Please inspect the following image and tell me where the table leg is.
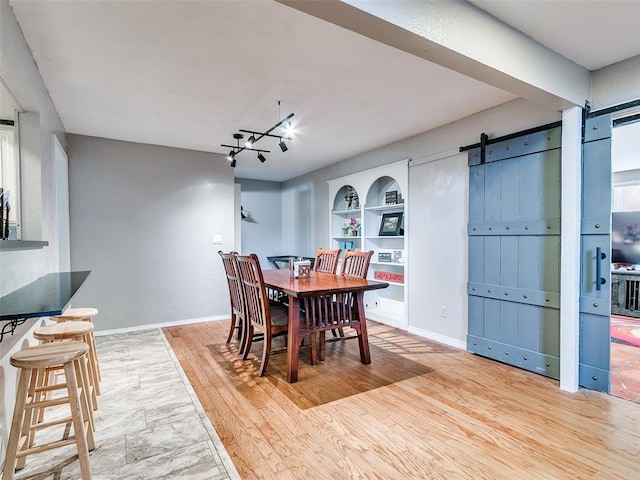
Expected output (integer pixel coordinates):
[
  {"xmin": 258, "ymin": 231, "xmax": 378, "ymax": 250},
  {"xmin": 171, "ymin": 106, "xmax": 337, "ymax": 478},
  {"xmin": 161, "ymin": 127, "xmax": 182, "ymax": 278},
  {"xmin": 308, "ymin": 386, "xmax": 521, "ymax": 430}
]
[
  {"xmin": 355, "ymin": 292, "xmax": 371, "ymax": 364},
  {"xmin": 287, "ymin": 296, "xmax": 300, "ymax": 383}
]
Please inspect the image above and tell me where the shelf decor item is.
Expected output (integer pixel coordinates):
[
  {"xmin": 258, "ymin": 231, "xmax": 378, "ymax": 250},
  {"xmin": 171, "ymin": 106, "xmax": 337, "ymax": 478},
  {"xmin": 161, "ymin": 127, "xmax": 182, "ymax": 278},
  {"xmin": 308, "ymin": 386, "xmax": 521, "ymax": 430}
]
[
  {"xmin": 340, "ymin": 241, "xmax": 354, "ymax": 251},
  {"xmin": 344, "ymin": 186, "xmax": 359, "ymax": 210},
  {"xmin": 344, "ymin": 217, "xmax": 361, "ymax": 237},
  {"xmin": 379, "ymin": 212, "xmax": 403, "ymax": 236},
  {"xmin": 385, "ymin": 190, "xmax": 398, "ymax": 205},
  {"xmin": 378, "ymin": 252, "xmax": 392, "ymax": 262},
  {"xmin": 374, "ymin": 271, "xmax": 404, "ymax": 283}
]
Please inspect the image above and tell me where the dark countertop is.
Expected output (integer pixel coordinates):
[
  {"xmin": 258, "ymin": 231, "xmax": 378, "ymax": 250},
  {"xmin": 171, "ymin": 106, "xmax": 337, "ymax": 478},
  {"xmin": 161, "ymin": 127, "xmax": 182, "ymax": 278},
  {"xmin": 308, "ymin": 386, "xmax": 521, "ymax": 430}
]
[{"xmin": 0, "ymin": 271, "xmax": 91, "ymax": 321}]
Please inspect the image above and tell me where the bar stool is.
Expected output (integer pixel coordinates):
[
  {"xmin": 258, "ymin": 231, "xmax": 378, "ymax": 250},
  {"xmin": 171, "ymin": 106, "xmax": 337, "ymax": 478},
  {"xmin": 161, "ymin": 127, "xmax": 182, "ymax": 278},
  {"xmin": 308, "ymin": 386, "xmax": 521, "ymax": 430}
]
[
  {"xmin": 3, "ymin": 341, "xmax": 95, "ymax": 480},
  {"xmin": 34, "ymin": 321, "xmax": 100, "ymax": 412},
  {"xmin": 52, "ymin": 307, "xmax": 101, "ymax": 383}
]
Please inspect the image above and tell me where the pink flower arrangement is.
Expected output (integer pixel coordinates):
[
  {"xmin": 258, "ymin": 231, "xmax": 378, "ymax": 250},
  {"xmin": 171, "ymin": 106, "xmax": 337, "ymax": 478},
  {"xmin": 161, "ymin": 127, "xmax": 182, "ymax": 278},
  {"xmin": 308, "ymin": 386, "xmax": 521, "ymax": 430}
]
[{"xmin": 343, "ymin": 217, "xmax": 361, "ymax": 236}]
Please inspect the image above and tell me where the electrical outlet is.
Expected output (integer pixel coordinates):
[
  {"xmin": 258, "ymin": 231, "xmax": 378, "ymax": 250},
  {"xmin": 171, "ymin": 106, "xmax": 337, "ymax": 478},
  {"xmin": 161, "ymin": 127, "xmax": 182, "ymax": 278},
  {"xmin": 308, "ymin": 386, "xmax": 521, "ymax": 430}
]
[
  {"xmin": 440, "ymin": 306, "xmax": 447, "ymax": 318},
  {"xmin": 213, "ymin": 235, "xmax": 222, "ymax": 244}
]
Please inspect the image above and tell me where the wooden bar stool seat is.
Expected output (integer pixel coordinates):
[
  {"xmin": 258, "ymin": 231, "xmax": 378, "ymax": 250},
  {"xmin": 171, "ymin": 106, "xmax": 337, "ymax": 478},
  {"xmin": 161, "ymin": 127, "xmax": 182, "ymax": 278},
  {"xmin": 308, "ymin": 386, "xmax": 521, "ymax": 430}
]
[
  {"xmin": 34, "ymin": 321, "xmax": 100, "ymax": 409},
  {"xmin": 3, "ymin": 341, "xmax": 95, "ymax": 480},
  {"xmin": 52, "ymin": 307, "xmax": 98, "ymax": 322},
  {"xmin": 52, "ymin": 307, "xmax": 101, "ymax": 382}
]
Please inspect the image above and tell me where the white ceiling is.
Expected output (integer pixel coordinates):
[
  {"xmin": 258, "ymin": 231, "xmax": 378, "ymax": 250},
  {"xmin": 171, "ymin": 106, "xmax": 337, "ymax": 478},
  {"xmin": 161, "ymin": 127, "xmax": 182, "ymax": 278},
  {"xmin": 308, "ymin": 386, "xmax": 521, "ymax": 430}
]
[
  {"xmin": 470, "ymin": 0, "xmax": 640, "ymax": 71},
  {"xmin": 7, "ymin": 0, "xmax": 640, "ymax": 181}
]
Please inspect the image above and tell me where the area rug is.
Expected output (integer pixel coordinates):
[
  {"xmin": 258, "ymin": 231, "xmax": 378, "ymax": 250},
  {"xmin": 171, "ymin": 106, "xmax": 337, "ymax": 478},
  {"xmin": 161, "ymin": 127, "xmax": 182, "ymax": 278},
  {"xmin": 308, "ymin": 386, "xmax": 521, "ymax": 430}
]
[{"xmin": 611, "ymin": 316, "xmax": 640, "ymax": 348}]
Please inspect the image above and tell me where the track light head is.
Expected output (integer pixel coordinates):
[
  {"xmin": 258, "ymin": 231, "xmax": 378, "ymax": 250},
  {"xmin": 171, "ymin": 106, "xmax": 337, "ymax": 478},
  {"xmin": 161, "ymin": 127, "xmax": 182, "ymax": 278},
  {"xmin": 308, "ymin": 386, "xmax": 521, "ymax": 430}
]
[
  {"xmin": 230, "ymin": 157, "xmax": 237, "ymax": 168},
  {"xmin": 279, "ymin": 139, "xmax": 288, "ymax": 152},
  {"xmin": 257, "ymin": 152, "xmax": 267, "ymax": 163},
  {"xmin": 226, "ymin": 150, "xmax": 235, "ymax": 161},
  {"xmin": 283, "ymin": 119, "xmax": 295, "ymax": 137},
  {"xmin": 245, "ymin": 135, "xmax": 256, "ymax": 148}
]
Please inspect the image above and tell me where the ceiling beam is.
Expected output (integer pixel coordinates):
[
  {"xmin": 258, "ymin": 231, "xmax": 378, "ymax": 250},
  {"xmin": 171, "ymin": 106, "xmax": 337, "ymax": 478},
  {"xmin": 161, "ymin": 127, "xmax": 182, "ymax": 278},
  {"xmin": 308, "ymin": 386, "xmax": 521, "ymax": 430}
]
[{"xmin": 278, "ymin": 0, "xmax": 591, "ymax": 111}]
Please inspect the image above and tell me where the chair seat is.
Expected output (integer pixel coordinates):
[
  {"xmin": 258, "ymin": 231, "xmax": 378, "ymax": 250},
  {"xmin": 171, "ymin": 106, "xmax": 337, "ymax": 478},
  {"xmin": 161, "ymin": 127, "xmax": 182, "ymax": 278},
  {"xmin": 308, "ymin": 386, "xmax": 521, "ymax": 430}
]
[{"xmin": 270, "ymin": 303, "xmax": 289, "ymax": 328}]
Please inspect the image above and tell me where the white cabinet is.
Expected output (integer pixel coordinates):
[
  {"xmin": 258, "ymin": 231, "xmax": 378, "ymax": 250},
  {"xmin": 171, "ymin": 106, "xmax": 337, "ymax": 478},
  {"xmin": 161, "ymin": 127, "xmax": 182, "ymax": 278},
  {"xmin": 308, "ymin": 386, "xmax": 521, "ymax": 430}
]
[{"xmin": 328, "ymin": 160, "xmax": 408, "ymax": 329}]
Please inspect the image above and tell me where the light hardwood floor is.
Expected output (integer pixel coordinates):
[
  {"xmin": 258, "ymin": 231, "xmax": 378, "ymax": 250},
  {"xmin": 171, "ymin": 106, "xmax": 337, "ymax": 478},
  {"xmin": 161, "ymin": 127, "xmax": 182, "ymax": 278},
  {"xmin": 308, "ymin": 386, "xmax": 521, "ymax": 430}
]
[{"xmin": 164, "ymin": 320, "xmax": 640, "ymax": 479}]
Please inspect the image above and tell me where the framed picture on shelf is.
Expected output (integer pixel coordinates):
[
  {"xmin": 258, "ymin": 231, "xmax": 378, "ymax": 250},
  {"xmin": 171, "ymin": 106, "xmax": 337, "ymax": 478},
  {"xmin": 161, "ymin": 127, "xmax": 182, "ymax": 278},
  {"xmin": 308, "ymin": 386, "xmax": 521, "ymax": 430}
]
[
  {"xmin": 379, "ymin": 212, "xmax": 403, "ymax": 236},
  {"xmin": 393, "ymin": 250, "xmax": 404, "ymax": 264}
]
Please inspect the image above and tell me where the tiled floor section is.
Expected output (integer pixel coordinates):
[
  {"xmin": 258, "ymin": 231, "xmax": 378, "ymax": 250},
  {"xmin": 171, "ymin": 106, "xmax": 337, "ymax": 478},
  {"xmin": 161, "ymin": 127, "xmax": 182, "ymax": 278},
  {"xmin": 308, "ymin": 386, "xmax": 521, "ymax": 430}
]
[{"xmin": 12, "ymin": 329, "xmax": 240, "ymax": 480}]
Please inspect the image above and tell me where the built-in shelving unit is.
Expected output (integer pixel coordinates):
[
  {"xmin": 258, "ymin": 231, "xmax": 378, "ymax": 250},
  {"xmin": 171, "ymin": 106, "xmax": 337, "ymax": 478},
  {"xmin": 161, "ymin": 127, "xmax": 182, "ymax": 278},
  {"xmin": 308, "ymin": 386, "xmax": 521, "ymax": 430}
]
[{"xmin": 328, "ymin": 160, "xmax": 408, "ymax": 329}]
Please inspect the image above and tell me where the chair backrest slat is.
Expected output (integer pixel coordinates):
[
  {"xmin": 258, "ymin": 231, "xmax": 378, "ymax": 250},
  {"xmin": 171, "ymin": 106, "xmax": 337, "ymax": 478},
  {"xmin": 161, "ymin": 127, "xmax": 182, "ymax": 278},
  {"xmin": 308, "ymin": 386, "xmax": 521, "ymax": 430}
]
[
  {"xmin": 313, "ymin": 248, "xmax": 341, "ymax": 274},
  {"xmin": 341, "ymin": 250, "xmax": 373, "ymax": 279}
]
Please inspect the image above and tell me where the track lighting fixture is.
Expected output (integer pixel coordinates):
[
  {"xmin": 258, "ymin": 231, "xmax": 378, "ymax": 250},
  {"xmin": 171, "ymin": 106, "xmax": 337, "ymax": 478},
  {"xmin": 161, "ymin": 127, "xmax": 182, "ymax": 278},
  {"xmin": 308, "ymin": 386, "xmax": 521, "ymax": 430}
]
[
  {"xmin": 221, "ymin": 103, "xmax": 295, "ymax": 168},
  {"xmin": 221, "ymin": 133, "xmax": 269, "ymax": 169}
]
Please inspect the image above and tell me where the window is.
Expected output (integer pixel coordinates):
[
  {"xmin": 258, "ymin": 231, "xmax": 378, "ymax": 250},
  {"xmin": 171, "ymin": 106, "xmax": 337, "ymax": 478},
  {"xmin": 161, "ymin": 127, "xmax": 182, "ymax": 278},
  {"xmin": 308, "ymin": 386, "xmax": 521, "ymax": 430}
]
[{"xmin": 0, "ymin": 119, "xmax": 20, "ymax": 239}]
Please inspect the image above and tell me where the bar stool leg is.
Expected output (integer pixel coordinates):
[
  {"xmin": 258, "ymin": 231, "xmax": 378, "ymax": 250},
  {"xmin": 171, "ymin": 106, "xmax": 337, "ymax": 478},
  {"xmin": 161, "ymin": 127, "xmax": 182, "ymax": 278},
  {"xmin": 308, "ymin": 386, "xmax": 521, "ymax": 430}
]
[
  {"xmin": 84, "ymin": 332, "xmax": 101, "ymax": 396},
  {"xmin": 35, "ymin": 366, "xmax": 54, "ymax": 424},
  {"xmin": 17, "ymin": 368, "xmax": 43, "ymax": 470},
  {"xmin": 64, "ymin": 360, "xmax": 94, "ymax": 479},
  {"xmin": 75, "ymin": 354, "xmax": 96, "ymax": 432},
  {"xmin": 3, "ymin": 368, "xmax": 32, "ymax": 478},
  {"xmin": 86, "ymin": 320, "xmax": 101, "ymax": 381}
]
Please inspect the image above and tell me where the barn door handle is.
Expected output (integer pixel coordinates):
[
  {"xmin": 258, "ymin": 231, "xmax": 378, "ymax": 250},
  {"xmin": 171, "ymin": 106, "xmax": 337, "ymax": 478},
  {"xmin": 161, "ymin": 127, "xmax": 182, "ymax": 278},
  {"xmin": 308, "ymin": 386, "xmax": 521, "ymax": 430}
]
[{"xmin": 596, "ymin": 247, "xmax": 606, "ymax": 291}]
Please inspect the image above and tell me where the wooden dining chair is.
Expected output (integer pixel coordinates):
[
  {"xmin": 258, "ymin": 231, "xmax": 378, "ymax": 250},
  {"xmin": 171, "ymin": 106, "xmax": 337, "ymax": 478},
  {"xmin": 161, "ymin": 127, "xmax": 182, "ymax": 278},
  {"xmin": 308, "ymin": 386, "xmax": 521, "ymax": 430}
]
[
  {"xmin": 313, "ymin": 248, "xmax": 341, "ymax": 274},
  {"xmin": 308, "ymin": 248, "xmax": 341, "ymax": 354},
  {"xmin": 237, "ymin": 254, "xmax": 311, "ymax": 376},
  {"xmin": 219, "ymin": 251, "xmax": 255, "ymax": 355},
  {"xmin": 341, "ymin": 249, "xmax": 374, "ymax": 278},
  {"xmin": 319, "ymin": 250, "xmax": 374, "ymax": 358}
]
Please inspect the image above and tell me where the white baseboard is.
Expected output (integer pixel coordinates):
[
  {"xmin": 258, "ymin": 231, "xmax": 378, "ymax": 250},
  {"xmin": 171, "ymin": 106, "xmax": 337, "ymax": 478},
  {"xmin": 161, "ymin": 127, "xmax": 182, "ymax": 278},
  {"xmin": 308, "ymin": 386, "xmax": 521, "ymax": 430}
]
[
  {"xmin": 407, "ymin": 325, "xmax": 467, "ymax": 350},
  {"xmin": 94, "ymin": 315, "xmax": 227, "ymax": 337}
]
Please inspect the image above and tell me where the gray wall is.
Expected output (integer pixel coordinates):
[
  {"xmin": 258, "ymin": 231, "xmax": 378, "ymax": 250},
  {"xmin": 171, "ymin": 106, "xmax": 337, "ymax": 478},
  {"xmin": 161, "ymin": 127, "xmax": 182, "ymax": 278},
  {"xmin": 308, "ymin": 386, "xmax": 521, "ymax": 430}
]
[
  {"xmin": 281, "ymin": 98, "xmax": 561, "ymax": 346},
  {"xmin": 592, "ymin": 55, "xmax": 640, "ymax": 109},
  {"xmin": 67, "ymin": 134, "xmax": 235, "ymax": 331},
  {"xmin": 236, "ymin": 178, "xmax": 283, "ymax": 268}
]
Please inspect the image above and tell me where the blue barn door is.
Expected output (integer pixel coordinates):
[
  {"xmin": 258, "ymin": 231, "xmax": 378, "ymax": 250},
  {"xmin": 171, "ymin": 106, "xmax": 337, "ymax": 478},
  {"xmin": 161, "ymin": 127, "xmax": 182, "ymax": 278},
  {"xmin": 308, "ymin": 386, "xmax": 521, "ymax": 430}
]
[
  {"xmin": 579, "ymin": 113, "xmax": 612, "ymax": 392},
  {"xmin": 467, "ymin": 125, "xmax": 562, "ymax": 378}
]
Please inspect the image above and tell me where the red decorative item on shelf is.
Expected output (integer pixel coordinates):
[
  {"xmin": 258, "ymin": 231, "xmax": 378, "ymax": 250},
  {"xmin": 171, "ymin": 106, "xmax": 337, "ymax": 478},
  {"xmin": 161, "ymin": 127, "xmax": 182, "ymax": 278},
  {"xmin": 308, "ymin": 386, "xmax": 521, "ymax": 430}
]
[{"xmin": 374, "ymin": 271, "xmax": 404, "ymax": 283}]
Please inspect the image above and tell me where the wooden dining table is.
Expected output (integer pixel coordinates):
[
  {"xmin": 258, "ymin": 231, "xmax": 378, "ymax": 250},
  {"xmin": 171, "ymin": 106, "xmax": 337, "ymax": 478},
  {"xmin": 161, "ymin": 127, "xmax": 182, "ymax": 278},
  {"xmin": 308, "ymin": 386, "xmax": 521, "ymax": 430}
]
[{"xmin": 261, "ymin": 269, "xmax": 388, "ymax": 383}]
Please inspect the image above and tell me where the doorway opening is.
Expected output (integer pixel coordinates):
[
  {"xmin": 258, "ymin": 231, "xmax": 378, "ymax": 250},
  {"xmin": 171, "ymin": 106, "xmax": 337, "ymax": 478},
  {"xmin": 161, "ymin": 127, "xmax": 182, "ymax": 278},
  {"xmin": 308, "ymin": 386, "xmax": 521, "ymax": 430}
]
[{"xmin": 609, "ymin": 113, "xmax": 640, "ymax": 402}]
